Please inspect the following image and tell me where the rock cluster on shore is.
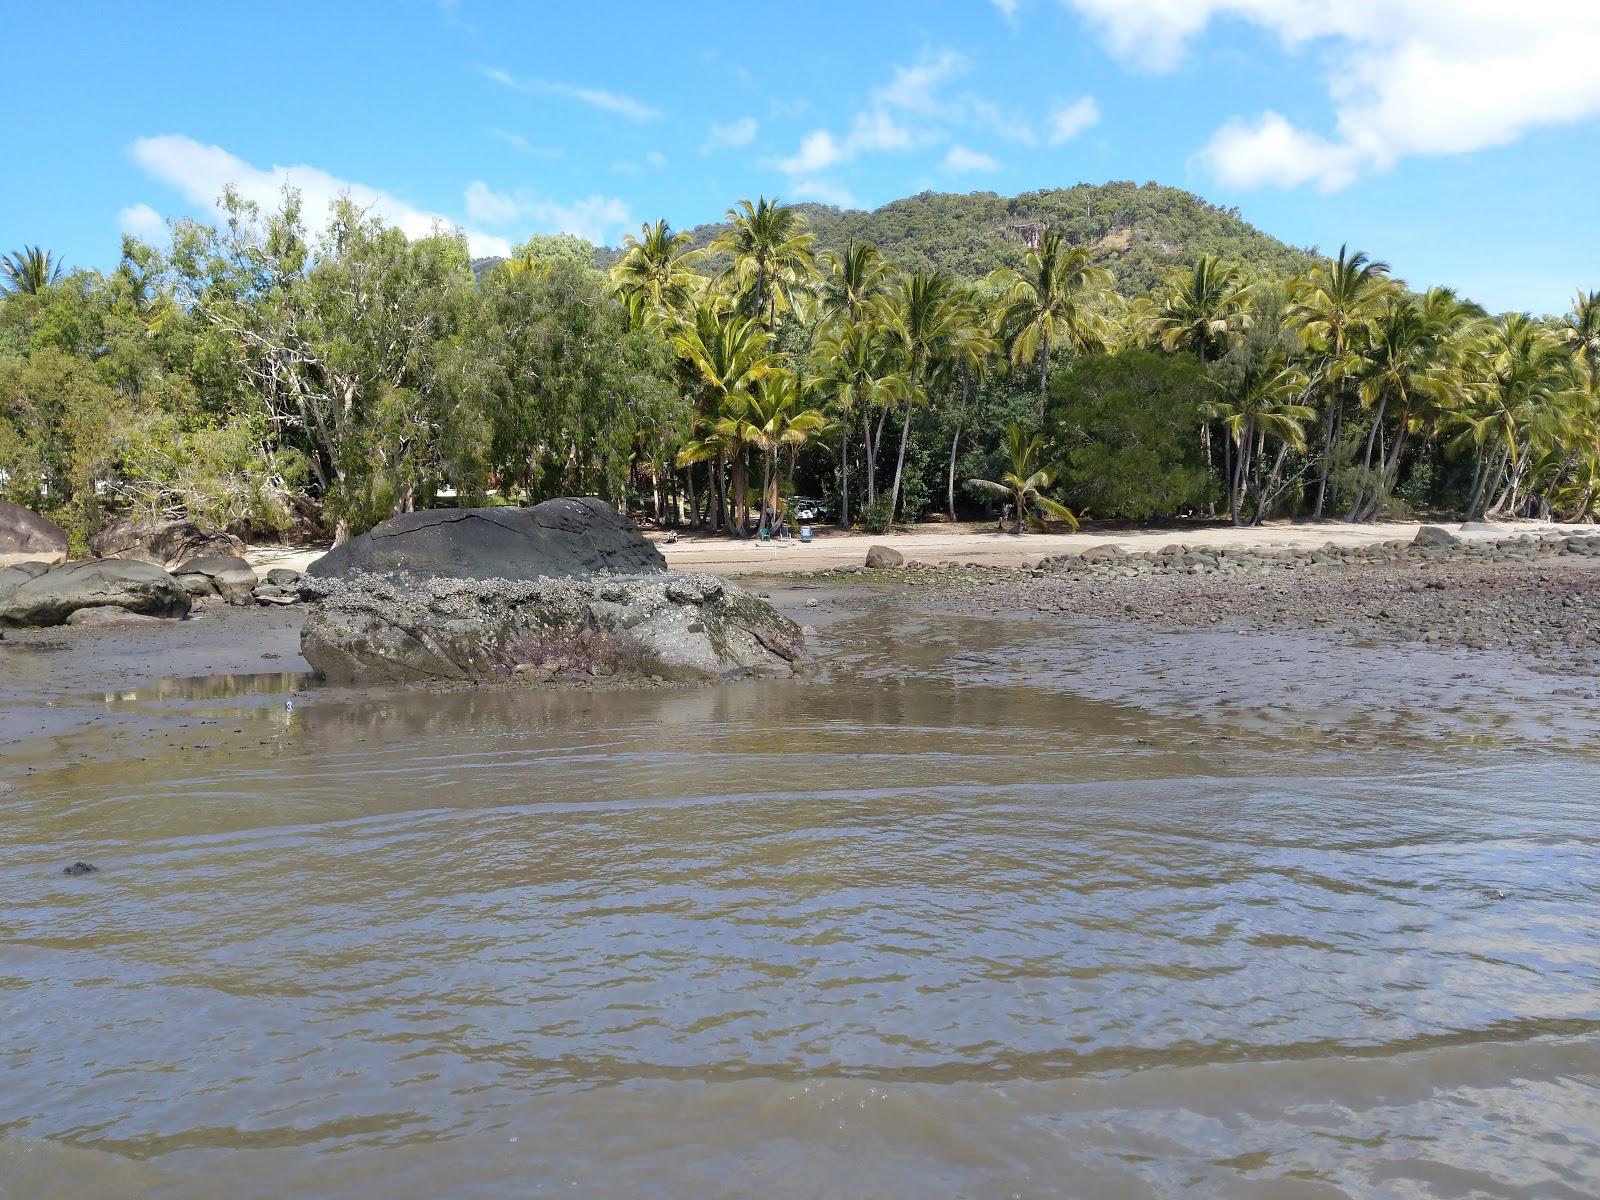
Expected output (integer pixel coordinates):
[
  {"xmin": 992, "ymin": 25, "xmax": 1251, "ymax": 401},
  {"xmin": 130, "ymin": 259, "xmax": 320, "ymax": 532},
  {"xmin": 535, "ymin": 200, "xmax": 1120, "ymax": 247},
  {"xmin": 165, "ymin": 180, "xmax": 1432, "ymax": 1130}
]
[
  {"xmin": 921, "ymin": 527, "xmax": 1600, "ymax": 673},
  {"xmin": 300, "ymin": 571, "xmax": 809, "ymax": 686}
]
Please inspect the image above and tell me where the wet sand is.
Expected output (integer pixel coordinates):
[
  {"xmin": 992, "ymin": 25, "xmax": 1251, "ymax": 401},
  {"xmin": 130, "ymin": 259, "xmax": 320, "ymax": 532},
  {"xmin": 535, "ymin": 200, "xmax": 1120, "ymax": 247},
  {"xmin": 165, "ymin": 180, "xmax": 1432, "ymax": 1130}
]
[{"xmin": 3, "ymin": 573, "xmax": 1599, "ymax": 1197}]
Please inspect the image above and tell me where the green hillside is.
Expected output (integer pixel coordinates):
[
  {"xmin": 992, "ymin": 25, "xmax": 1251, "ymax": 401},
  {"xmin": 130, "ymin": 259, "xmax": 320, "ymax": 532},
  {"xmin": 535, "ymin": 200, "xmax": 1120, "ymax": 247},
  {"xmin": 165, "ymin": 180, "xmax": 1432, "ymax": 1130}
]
[{"xmin": 663, "ymin": 181, "xmax": 1318, "ymax": 296}]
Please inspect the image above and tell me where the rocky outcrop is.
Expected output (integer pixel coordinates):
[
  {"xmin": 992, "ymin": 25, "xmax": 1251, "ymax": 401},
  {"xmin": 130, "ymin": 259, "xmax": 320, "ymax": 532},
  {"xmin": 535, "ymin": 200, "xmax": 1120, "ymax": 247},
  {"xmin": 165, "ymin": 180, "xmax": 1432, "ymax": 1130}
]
[
  {"xmin": 0, "ymin": 559, "xmax": 191, "ymax": 627},
  {"xmin": 0, "ymin": 501, "xmax": 68, "ymax": 564},
  {"xmin": 1413, "ymin": 525, "xmax": 1462, "ymax": 548},
  {"xmin": 300, "ymin": 572, "xmax": 808, "ymax": 686},
  {"xmin": 173, "ymin": 554, "xmax": 259, "ymax": 605},
  {"xmin": 89, "ymin": 517, "xmax": 244, "ymax": 569},
  {"xmin": 864, "ymin": 545, "xmax": 904, "ymax": 569},
  {"xmin": 307, "ymin": 498, "xmax": 665, "ymax": 583},
  {"xmin": 0, "ymin": 560, "xmax": 54, "ymax": 597}
]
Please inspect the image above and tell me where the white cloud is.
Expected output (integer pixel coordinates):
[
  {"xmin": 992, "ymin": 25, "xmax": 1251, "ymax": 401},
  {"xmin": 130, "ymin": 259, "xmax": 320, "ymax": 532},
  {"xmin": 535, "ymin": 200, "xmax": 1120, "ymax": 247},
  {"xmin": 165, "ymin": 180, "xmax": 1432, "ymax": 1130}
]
[
  {"xmin": 478, "ymin": 65, "xmax": 660, "ymax": 121},
  {"xmin": 117, "ymin": 203, "xmax": 165, "ymax": 243},
  {"xmin": 1064, "ymin": 0, "xmax": 1600, "ymax": 189},
  {"xmin": 1197, "ymin": 112, "xmax": 1361, "ymax": 191},
  {"xmin": 130, "ymin": 134, "xmax": 512, "ymax": 257},
  {"xmin": 871, "ymin": 50, "xmax": 969, "ymax": 113},
  {"xmin": 703, "ymin": 116, "xmax": 758, "ymax": 152},
  {"xmin": 992, "ymin": 0, "xmax": 1019, "ymax": 22},
  {"xmin": 944, "ymin": 145, "xmax": 999, "ymax": 172},
  {"xmin": 464, "ymin": 179, "xmax": 523, "ymax": 224},
  {"xmin": 792, "ymin": 179, "xmax": 859, "ymax": 209},
  {"xmin": 778, "ymin": 129, "xmax": 843, "ymax": 173},
  {"xmin": 485, "ymin": 129, "xmax": 563, "ymax": 158},
  {"xmin": 1047, "ymin": 96, "xmax": 1100, "ymax": 144},
  {"xmin": 645, "ymin": 150, "xmax": 667, "ymax": 167},
  {"xmin": 462, "ymin": 181, "xmax": 631, "ymax": 244}
]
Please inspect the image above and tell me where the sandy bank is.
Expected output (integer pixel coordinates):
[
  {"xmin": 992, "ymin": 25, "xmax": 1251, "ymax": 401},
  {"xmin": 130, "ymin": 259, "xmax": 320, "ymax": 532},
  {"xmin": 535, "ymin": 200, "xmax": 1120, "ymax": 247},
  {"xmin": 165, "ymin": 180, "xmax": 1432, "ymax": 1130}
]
[{"xmin": 245, "ymin": 518, "xmax": 1575, "ymax": 579}]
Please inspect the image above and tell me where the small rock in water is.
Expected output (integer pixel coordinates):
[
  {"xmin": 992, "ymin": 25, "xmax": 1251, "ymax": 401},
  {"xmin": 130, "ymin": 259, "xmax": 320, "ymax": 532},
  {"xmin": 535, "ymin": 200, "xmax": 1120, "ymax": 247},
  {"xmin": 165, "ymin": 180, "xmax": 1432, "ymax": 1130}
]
[
  {"xmin": 805, "ymin": 597, "xmax": 819, "ymax": 608},
  {"xmin": 1483, "ymin": 888, "xmax": 1508, "ymax": 901},
  {"xmin": 62, "ymin": 861, "xmax": 98, "ymax": 876}
]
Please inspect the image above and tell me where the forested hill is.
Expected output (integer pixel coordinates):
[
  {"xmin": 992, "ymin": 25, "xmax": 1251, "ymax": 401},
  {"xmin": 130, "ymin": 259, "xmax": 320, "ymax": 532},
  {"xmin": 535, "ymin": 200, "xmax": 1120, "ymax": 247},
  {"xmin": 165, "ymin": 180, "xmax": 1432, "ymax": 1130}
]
[{"xmin": 613, "ymin": 182, "xmax": 1318, "ymax": 297}]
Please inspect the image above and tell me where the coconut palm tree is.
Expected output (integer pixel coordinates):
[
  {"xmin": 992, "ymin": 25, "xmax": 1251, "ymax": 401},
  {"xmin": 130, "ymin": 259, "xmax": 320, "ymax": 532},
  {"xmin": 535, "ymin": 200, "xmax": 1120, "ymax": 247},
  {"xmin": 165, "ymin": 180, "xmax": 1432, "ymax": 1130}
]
[
  {"xmin": 740, "ymin": 371, "xmax": 829, "ymax": 532},
  {"xmin": 819, "ymin": 240, "xmax": 891, "ymax": 323},
  {"xmin": 1, "ymin": 246, "xmax": 63, "ymax": 295},
  {"xmin": 876, "ymin": 271, "xmax": 991, "ymax": 520},
  {"xmin": 1559, "ymin": 289, "xmax": 1600, "ymax": 396},
  {"xmin": 1450, "ymin": 314, "xmax": 1579, "ymax": 518},
  {"xmin": 1149, "ymin": 255, "xmax": 1253, "ymax": 363},
  {"xmin": 608, "ymin": 220, "xmax": 703, "ymax": 329},
  {"xmin": 1287, "ymin": 245, "xmax": 1393, "ymax": 518},
  {"xmin": 671, "ymin": 303, "xmax": 781, "ymax": 535},
  {"xmin": 814, "ymin": 316, "xmax": 908, "ymax": 523},
  {"xmin": 1205, "ymin": 349, "xmax": 1312, "ymax": 524},
  {"xmin": 967, "ymin": 422, "xmax": 1078, "ymax": 534},
  {"xmin": 711, "ymin": 197, "xmax": 816, "ymax": 332},
  {"xmin": 988, "ymin": 230, "xmax": 1111, "ymax": 410}
]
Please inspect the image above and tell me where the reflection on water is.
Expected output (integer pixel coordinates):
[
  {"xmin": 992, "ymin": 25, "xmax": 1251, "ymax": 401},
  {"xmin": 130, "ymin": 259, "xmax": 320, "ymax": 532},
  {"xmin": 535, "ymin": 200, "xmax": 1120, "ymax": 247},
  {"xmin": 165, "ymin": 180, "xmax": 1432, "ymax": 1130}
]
[
  {"xmin": 101, "ymin": 671, "xmax": 316, "ymax": 705},
  {"xmin": 2, "ymin": 610, "xmax": 1599, "ymax": 1198}
]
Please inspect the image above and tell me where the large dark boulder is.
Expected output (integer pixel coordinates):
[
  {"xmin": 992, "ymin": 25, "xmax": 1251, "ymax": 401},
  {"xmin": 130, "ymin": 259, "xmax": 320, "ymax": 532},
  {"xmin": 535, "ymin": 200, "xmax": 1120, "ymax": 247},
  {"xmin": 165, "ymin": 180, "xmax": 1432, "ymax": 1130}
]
[
  {"xmin": 89, "ymin": 517, "xmax": 244, "ymax": 569},
  {"xmin": 0, "ymin": 501, "xmax": 68, "ymax": 563},
  {"xmin": 306, "ymin": 498, "xmax": 665, "ymax": 583},
  {"xmin": 301, "ymin": 572, "xmax": 807, "ymax": 686},
  {"xmin": 0, "ymin": 559, "xmax": 191, "ymax": 627}
]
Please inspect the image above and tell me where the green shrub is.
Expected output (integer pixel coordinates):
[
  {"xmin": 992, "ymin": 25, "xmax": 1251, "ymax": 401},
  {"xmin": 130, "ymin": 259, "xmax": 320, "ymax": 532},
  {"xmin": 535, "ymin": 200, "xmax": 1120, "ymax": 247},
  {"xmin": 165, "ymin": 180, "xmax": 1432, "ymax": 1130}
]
[{"xmin": 861, "ymin": 494, "xmax": 895, "ymax": 534}]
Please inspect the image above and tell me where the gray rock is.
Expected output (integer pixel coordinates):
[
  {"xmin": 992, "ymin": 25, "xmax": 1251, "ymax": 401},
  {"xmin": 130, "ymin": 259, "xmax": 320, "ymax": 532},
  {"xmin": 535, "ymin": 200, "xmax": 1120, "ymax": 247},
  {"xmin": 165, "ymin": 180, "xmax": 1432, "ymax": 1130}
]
[
  {"xmin": 172, "ymin": 554, "xmax": 258, "ymax": 605},
  {"xmin": 65, "ymin": 605, "xmax": 164, "ymax": 627},
  {"xmin": 1413, "ymin": 525, "xmax": 1462, "ymax": 548},
  {"xmin": 252, "ymin": 584, "xmax": 299, "ymax": 606},
  {"xmin": 62, "ymin": 861, "xmax": 98, "ymax": 876},
  {"xmin": 89, "ymin": 517, "xmax": 244, "ymax": 569},
  {"xmin": 0, "ymin": 559, "xmax": 191, "ymax": 627},
  {"xmin": 300, "ymin": 572, "xmax": 808, "ymax": 686},
  {"xmin": 1080, "ymin": 544, "xmax": 1128, "ymax": 560},
  {"xmin": 0, "ymin": 560, "xmax": 55, "ymax": 597},
  {"xmin": 265, "ymin": 568, "xmax": 302, "ymax": 587},
  {"xmin": 0, "ymin": 501, "xmax": 68, "ymax": 563},
  {"xmin": 864, "ymin": 545, "xmax": 904, "ymax": 569},
  {"xmin": 306, "ymin": 498, "xmax": 663, "ymax": 583}
]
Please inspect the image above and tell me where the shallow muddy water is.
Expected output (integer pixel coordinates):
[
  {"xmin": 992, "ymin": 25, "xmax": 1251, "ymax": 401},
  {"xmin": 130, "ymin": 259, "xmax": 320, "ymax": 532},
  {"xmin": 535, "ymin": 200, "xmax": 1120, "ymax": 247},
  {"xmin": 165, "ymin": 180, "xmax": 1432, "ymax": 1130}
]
[{"xmin": 3, "ymin": 605, "xmax": 1599, "ymax": 1197}]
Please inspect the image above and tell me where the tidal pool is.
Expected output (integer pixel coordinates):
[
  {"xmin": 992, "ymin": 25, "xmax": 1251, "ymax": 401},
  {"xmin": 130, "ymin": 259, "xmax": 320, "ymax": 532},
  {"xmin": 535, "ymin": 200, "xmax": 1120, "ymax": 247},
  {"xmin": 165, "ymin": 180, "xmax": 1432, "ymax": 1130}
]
[{"xmin": 3, "ymin": 606, "xmax": 1598, "ymax": 1197}]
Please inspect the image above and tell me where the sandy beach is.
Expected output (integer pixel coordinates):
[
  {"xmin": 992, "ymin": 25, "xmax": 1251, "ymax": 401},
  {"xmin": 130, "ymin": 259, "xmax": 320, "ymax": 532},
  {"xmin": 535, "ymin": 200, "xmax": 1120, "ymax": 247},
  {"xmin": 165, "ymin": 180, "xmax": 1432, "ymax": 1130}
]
[{"xmin": 243, "ymin": 517, "xmax": 1573, "ymax": 579}]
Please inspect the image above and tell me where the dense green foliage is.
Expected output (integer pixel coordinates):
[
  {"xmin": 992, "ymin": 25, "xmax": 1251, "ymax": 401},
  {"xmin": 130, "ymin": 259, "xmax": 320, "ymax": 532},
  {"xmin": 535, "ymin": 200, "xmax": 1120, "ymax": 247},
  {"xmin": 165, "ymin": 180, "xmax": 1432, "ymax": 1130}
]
[
  {"xmin": 668, "ymin": 182, "xmax": 1318, "ymax": 298},
  {"xmin": 2, "ymin": 185, "xmax": 1597, "ymax": 551},
  {"xmin": 1051, "ymin": 350, "xmax": 1211, "ymax": 519}
]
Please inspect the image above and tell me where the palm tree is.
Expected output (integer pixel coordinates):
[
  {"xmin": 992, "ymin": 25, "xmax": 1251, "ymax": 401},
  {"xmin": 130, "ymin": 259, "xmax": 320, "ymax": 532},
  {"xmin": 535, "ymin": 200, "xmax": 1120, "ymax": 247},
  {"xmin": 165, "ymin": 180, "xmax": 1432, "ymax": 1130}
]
[
  {"xmin": 1, "ymin": 246, "xmax": 63, "ymax": 295},
  {"xmin": 819, "ymin": 241, "xmax": 890, "ymax": 322},
  {"xmin": 1205, "ymin": 348, "xmax": 1312, "ymax": 524},
  {"xmin": 1451, "ymin": 314, "xmax": 1578, "ymax": 518},
  {"xmin": 967, "ymin": 423, "xmax": 1078, "ymax": 534},
  {"xmin": 876, "ymin": 271, "xmax": 990, "ymax": 521},
  {"xmin": 1149, "ymin": 255, "xmax": 1253, "ymax": 363},
  {"xmin": 711, "ymin": 197, "xmax": 816, "ymax": 332},
  {"xmin": 671, "ymin": 303, "xmax": 781, "ymax": 535},
  {"xmin": 814, "ymin": 316, "xmax": 907, "ymax": 524},
  {"xmin": 1560, "ymin": 289, "xmax": 1600, "ymax": 396},
  {"xmin": 608, "ymin": 220, "xmax": 703, "ymax": 329},
  {"xmin": 741, "ymin": 371, "xmax": 829, "ymax": 532},
  {"xmin": 1287, "ymin": 245, "xmax": 1393, "ymax": 518},
  {"xmin": 988, "ymin": 230, "xmax": 1111, "ymax": 410}
]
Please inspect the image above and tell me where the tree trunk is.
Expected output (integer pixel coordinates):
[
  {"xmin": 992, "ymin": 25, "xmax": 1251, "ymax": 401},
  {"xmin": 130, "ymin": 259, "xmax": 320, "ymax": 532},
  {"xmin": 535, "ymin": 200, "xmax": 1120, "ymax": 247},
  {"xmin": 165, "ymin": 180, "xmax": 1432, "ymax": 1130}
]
[
  {"xmin": 947, "ymin": 421, "xmax": 962, "ymax": 522},
  {"xmin": 839, "ymin": 429, "xmax": 851, "ymax": 528},
  {"xmin": 1224, "ymin": 431, "xmax": 1238, "ymax": 526},
  {"xmin": 889, "ymin": 403, "xmax": 914, "ymax": 521},
  {"xmin": 1038, "ymin": 327, "xmax": 1050, "ymax": 418},
  {"xmin": 1347, "ymin": 392, "xmax": 1388, "ymax": 520},
  {"xmin": 759, "ymin": 450, "xmax": 773, "ymax": 533}
]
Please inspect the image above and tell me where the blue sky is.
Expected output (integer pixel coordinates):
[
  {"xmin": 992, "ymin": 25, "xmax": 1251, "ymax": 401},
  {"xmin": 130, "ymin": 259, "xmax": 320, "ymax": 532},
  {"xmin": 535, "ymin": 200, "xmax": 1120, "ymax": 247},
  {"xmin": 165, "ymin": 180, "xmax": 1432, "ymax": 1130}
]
[{"xmin": 5, "ymin": 1, "xmax": 1598, "ymax": 314}]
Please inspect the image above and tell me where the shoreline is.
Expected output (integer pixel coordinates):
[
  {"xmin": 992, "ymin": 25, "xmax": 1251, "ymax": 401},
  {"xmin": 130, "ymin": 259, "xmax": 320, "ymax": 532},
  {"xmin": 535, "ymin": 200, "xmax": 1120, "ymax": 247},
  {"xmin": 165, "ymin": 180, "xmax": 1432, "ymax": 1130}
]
[{"xmin": 240, "ymin": 516, "xmax": 1580, "ymax": 579}]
